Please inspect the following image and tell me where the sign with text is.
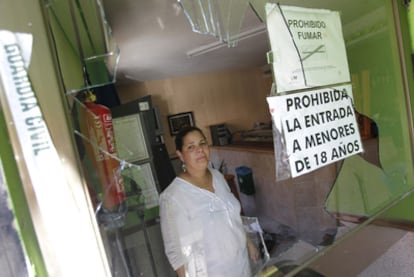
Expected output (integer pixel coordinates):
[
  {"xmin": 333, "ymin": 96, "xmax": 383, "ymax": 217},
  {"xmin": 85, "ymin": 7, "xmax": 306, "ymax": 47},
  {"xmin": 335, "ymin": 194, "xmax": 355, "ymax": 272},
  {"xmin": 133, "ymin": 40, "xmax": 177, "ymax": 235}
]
[
  {"xmin": 267, "ymin": 85, "xmax": 363, "ymax": 177},
  {"xmin": 0, "ymin": 30, "xmax": 108, "ymax": 275},
  {"xmin": 266, "ymin": 4, "xmax": 350, "ymax": 92}
]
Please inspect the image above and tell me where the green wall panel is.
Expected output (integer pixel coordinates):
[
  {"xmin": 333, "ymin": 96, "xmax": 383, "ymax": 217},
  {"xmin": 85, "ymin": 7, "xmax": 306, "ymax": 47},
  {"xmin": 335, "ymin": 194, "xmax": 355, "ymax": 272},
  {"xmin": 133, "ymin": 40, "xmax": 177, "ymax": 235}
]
[{"xmin": 327, "ymin": 1, "xmax": 414, "ymax": 221}]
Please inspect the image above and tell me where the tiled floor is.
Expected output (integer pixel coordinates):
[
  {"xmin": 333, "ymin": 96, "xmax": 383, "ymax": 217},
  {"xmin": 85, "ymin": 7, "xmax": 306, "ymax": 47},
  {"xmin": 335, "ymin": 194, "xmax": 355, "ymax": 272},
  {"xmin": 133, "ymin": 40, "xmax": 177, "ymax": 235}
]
[
  {"xmin": 258, "ymin": 220, "xmax": 414, "ymax": 276},
  {"xmin": 358, "ymin": 231, "xmax": 414, "ymax": 277},
  {"xmin": 303, "ymin": 223, "xmax": 413, "ymax": 277}
]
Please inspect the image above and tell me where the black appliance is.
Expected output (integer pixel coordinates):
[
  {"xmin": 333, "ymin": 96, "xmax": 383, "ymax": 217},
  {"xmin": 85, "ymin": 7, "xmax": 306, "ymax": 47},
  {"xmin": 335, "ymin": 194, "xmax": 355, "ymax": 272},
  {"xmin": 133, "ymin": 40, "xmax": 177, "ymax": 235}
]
[{"xmin": 210, "ymin": 124, "xmax": 231, "ymax": 146}]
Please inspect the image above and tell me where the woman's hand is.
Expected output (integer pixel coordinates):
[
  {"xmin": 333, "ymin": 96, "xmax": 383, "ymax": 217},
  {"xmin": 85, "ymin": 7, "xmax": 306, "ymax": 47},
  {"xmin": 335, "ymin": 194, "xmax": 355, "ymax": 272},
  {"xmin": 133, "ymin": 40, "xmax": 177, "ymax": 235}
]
[
  {"xmin": 176, "ymin": 266, "xmax": 186, "ymax": 277},
  {"xmin": 247, "ymin": 236, "xmax": 260, "ymax": 263}
]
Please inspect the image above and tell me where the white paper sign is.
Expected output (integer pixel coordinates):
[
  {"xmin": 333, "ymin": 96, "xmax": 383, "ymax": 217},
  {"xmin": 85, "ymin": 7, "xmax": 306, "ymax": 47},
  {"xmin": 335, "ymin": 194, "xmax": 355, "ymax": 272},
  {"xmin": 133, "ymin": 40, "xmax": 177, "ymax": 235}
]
[
  {"xmin": 266, "ymin": 4, "xmax": 350, "ymax": 92},
  {"xmin": 112, "ymin": 114, "xmax": 149, "ymax": 162},
  {"xmin": 267, "ymin": 85, "xmax": 363, "ymax": 177},
  {"xmin": 122, "ymin": 163, "xmax": 159, "ymax": 209}
]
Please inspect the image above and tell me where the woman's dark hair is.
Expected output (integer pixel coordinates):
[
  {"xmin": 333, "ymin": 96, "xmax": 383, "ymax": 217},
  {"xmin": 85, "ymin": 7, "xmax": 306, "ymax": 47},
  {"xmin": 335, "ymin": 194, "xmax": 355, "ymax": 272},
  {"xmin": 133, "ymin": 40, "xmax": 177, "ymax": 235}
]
[{"xmin": 175, "ymin": 126, "xmax": 205, "ymax": 151}]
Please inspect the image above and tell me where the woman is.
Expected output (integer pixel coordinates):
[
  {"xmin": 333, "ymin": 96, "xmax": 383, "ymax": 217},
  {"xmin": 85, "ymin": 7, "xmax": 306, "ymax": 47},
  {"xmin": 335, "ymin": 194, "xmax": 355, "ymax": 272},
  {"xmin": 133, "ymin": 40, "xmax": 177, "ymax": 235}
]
[{"xmin": 159, "ymin": 126, "xmax": 257, "ymax": 277}]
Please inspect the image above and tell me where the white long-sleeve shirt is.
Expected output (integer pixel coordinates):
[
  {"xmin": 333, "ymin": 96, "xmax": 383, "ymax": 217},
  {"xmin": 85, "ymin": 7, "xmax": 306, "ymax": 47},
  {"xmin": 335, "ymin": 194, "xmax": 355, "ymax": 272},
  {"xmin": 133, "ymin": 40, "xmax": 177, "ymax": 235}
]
[{"xmin": 159, "ymin": 168, "xmax": 250, "ymax": 277}]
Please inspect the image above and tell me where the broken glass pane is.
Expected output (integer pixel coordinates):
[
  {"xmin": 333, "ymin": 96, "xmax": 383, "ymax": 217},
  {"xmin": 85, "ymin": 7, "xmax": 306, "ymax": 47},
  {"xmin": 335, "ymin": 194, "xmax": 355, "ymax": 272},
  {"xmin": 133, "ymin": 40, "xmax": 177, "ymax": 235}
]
[{"xmin": 179, "ymin": 0, "xmax": 250, "ymax": 47}]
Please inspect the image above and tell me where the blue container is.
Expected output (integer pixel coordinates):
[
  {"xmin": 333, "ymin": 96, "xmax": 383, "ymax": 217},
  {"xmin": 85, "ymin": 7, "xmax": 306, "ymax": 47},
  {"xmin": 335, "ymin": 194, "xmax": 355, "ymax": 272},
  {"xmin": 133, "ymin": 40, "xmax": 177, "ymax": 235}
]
[{"xmin": 235, "ymin": 166, "xmax": 255, "ymax": 195}]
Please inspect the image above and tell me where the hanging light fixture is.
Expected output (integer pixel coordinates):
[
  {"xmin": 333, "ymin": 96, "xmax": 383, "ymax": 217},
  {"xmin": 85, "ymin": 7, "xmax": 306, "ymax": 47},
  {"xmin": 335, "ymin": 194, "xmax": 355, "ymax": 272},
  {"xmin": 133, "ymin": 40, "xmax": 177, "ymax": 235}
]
[{"xmin": 178, "ymin": 0, "xmax": 250, "ymax": 47}]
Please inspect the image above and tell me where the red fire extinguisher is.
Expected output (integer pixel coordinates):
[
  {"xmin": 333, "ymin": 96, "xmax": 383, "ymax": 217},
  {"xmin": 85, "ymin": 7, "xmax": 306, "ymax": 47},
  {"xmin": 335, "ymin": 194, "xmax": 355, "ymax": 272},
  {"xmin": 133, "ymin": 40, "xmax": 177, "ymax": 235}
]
[{"xmin": 79, "ymin": 91, "xmax": 126, "ymax": 211}]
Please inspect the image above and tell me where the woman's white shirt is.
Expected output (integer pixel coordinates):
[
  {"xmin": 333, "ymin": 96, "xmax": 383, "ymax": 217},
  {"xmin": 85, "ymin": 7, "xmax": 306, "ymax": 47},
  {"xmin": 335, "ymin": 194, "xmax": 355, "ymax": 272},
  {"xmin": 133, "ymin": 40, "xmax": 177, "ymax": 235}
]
[{"xmin": 159, "ymin": 168, "xmax": 250, "ymax": 277}]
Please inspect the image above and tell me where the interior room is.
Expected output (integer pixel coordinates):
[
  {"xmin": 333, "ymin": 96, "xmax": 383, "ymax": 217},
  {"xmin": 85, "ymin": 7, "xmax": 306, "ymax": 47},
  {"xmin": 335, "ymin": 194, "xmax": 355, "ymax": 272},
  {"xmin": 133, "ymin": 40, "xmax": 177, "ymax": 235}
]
[{"xmin": 1, "ymin": 0, "xmax": 414, "ymax": 276}]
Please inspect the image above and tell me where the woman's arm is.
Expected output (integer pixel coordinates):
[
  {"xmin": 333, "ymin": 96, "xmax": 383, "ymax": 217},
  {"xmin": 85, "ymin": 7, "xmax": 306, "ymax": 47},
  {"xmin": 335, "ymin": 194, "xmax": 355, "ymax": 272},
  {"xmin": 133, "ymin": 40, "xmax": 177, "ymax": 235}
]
[
  {"xmin": 160, "ymin": 195, "xmax": 186, "ymax": 273},
  {"xmin": 246, "ymin": 235, "xmax": 260, "ymax": 262}
]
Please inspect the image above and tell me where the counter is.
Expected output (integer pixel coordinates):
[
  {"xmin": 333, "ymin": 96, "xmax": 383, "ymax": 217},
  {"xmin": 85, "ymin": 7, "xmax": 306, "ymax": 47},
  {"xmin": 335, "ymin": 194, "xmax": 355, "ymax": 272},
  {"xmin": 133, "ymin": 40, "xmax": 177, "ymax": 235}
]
[
  {"xmin": 210, "ymin": 144, "xmax": 274, "ymax": 154},
  {"xmin": 210, "ymin": 145, "xmax": 339, "ymax": 246}
]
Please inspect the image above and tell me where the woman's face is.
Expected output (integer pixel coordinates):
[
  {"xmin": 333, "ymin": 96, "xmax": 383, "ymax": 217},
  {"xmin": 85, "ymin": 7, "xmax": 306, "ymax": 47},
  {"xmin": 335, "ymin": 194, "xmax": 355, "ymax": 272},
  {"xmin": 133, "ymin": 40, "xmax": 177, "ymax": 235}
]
[{"xmin": 177, "ymin": 130, "xmax": 210, "ymax": 172}]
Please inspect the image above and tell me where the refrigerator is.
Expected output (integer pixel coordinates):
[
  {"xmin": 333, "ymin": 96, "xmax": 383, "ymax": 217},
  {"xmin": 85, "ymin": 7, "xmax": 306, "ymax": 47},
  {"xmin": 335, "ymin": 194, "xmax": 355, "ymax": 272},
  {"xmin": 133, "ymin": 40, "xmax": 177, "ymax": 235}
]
[{"xmin": 109, "ymin": 95, "xmax": 176, "ymax": 277}]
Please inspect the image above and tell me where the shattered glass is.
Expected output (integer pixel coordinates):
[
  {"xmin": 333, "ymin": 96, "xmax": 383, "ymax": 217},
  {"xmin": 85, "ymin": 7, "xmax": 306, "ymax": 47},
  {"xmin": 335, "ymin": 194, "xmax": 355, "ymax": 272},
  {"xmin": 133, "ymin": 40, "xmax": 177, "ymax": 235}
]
[{"xmin": 179, "ymin": 0, "xmax": 250, "ymax": 47}]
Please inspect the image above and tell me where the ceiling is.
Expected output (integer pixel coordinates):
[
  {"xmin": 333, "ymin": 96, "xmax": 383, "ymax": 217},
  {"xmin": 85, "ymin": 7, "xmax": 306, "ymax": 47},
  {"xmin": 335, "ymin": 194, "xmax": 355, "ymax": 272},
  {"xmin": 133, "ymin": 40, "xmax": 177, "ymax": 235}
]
[
  {"xmin": 102, "ymin": 0, "xmax": 269, "ymax": 84},
  {"xmin": 101, "ymin": 0, "xmax": 381, "ymax": 84}
]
